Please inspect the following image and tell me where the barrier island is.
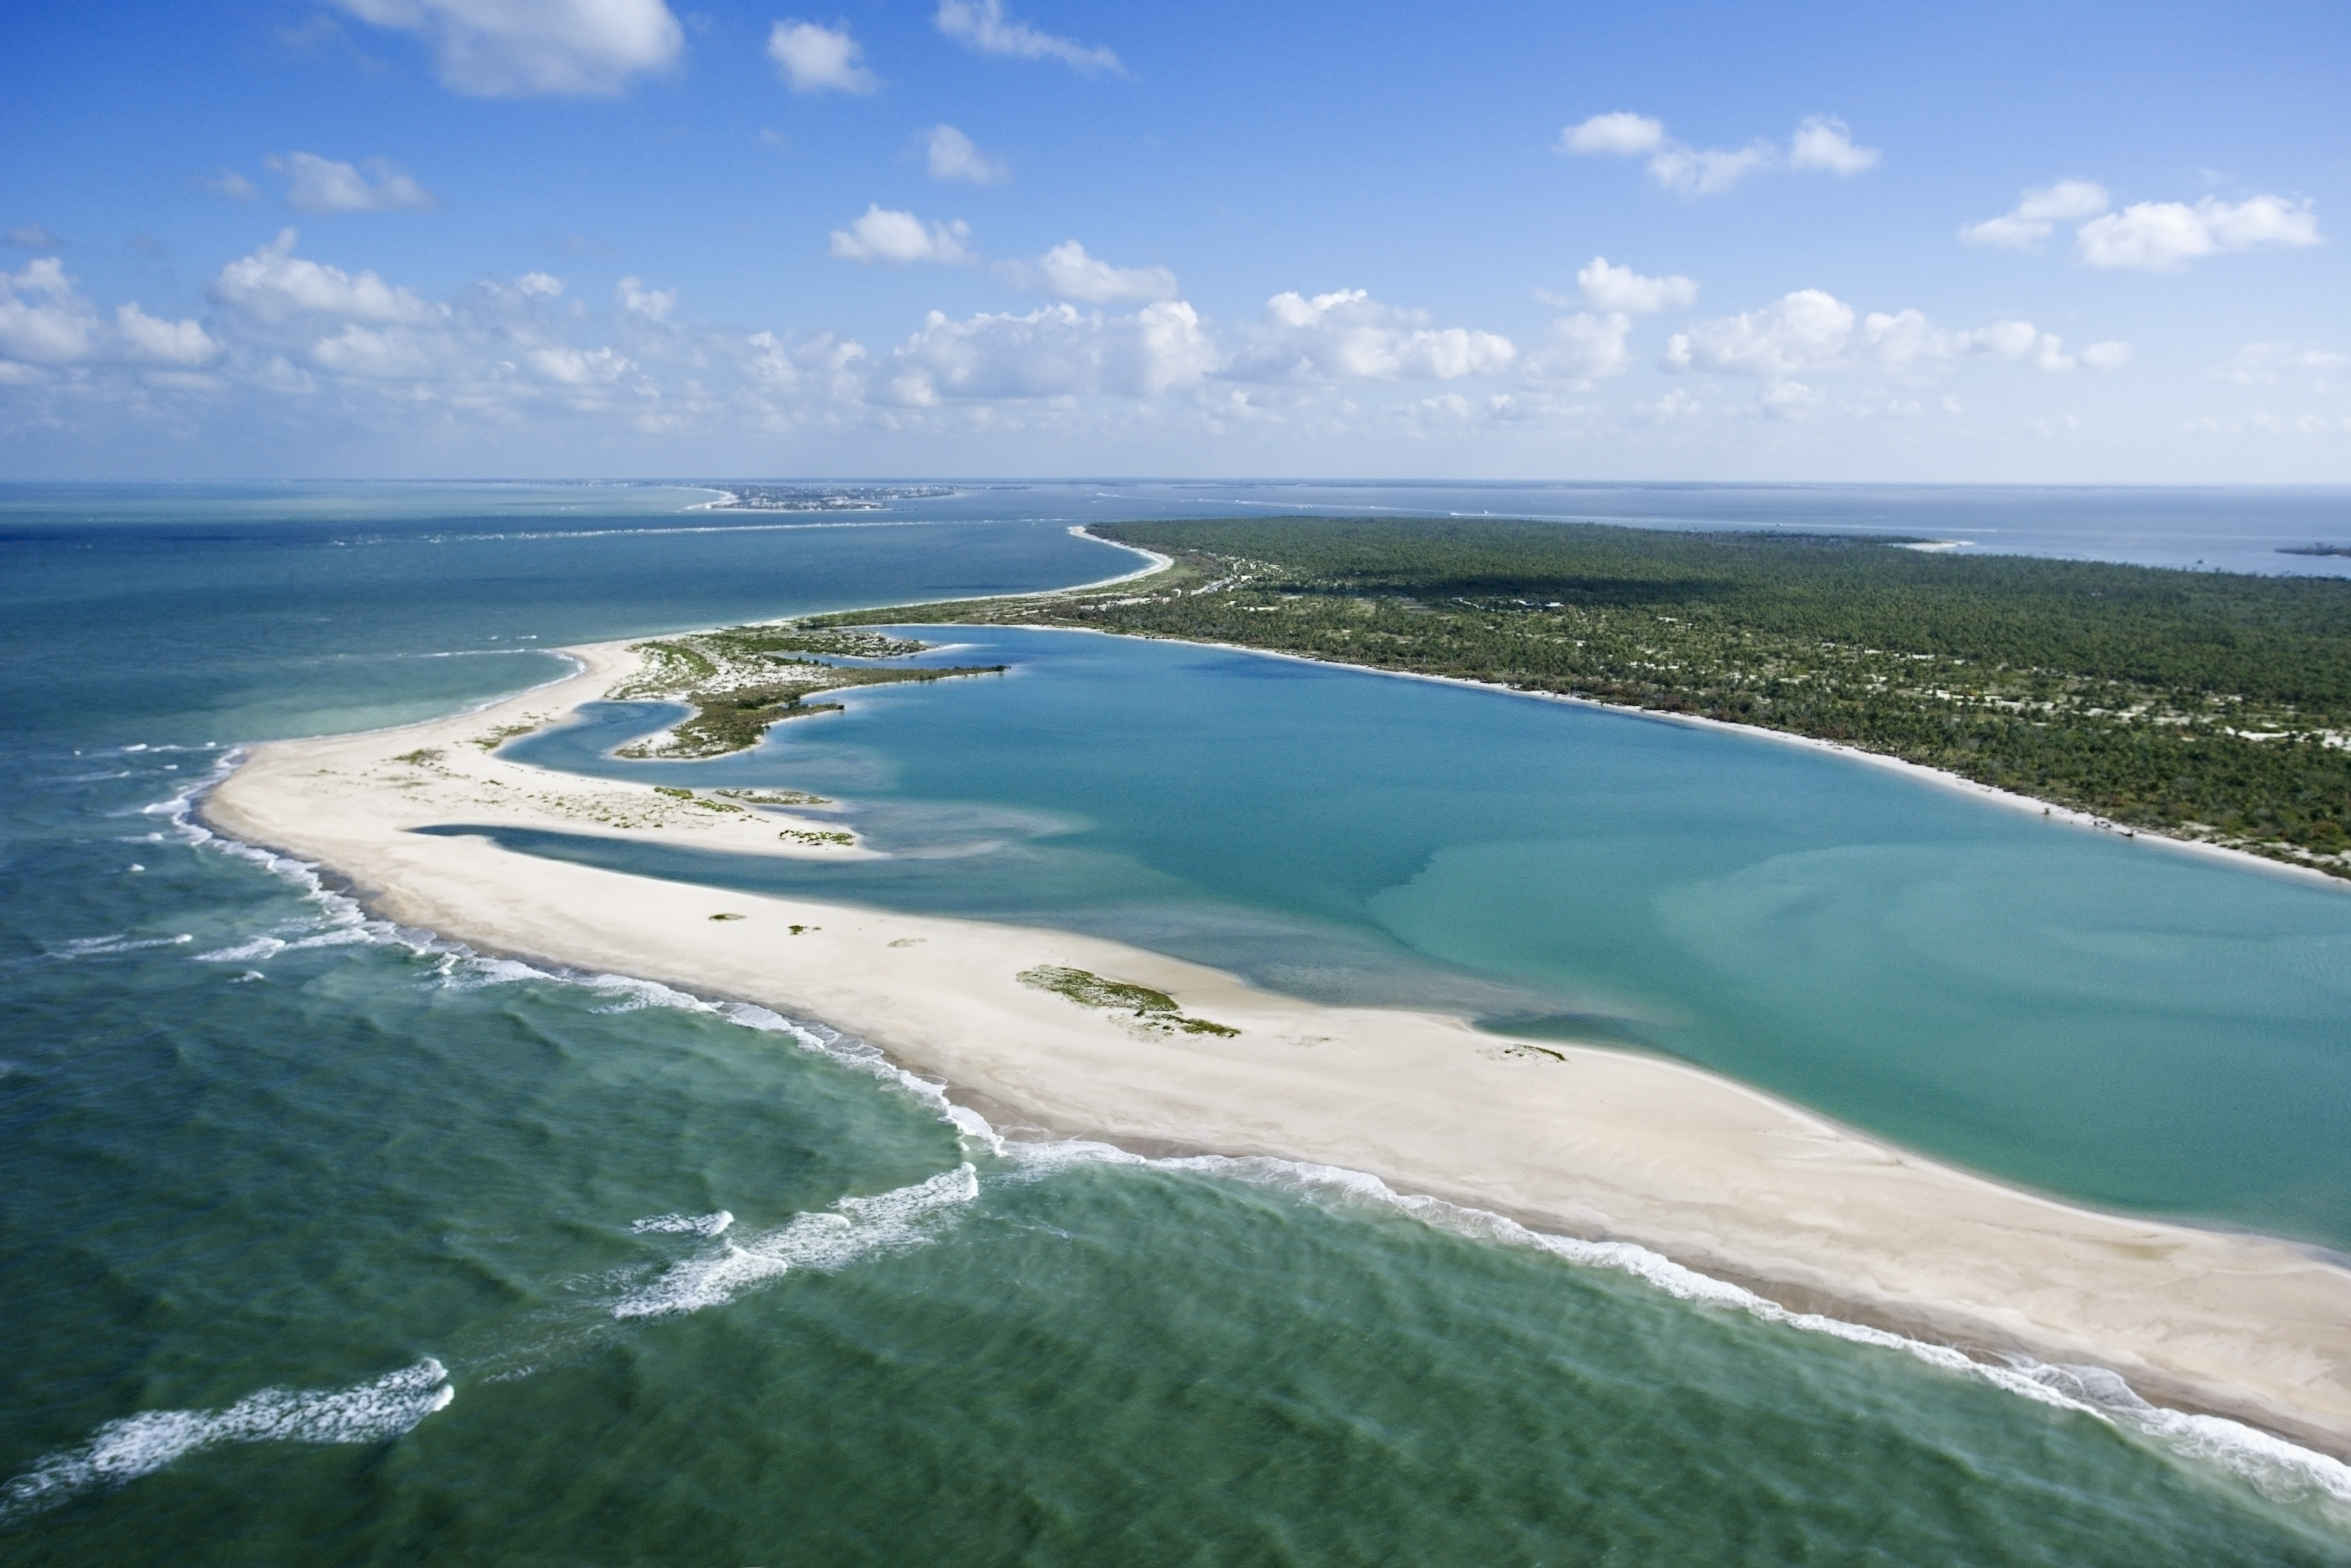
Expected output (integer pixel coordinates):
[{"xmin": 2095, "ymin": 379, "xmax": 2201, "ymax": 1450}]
[{"xmin": 810, "ymin": 517, "xmax": 2351, "ymax": 879}]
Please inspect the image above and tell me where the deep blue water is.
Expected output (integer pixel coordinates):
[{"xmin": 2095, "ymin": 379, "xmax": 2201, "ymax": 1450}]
[{"xmin": 4, "ymin": 481, "xmax": 2348, "ymax": 1562}]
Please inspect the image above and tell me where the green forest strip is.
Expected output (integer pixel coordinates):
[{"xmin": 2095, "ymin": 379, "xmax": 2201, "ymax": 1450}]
[{"xmin": 809, "ymin": 516, "xmax": 2351, "ymax": 880}]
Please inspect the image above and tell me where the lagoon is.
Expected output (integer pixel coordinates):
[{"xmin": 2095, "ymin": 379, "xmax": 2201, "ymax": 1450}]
[{"xmin": 498, "ymin": 623, "xmax": 2351, "ymax": 1249}]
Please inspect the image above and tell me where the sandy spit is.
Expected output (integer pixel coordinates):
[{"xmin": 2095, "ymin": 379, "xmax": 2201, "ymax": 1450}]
[{"xmin": 201, "ymin": 637, "xmax": 2351, "ymax": 1459}]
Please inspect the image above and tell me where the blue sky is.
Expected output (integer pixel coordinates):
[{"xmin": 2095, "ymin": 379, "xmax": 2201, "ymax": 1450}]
[{"xmin": 2, "ymin": 0, "xmax": 2346, "ymax": 479}]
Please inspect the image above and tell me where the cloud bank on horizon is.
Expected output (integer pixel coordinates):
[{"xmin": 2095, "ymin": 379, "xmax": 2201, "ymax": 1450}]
[{"xmin": 0, "ymin": 0, "xmax": 2342, "ymax": 480}]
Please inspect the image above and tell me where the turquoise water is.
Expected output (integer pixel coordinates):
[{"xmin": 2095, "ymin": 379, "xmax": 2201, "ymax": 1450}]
[
  {"xmin": 6, "ymin": 482, "xmax": 2351, "ymax": 1561},
  {"xmin": 498, "ymin": 626, "xmax": 2351, "ymax": 1247}
]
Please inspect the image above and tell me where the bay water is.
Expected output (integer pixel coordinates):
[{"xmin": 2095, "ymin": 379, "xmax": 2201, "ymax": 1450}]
[{"xmin": 5, "ymin": 482, "xmax": 2349, "ymax": 1563}]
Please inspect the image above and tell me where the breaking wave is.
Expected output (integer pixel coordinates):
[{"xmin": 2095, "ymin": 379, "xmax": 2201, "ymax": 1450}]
[
  {"xmin": 612, "ymin": 1165, "xmax": 979, "ymax": 1320},
  {"xmin": 1, "ymin": 1360, "xmax": 452, "ymax": 1523}
]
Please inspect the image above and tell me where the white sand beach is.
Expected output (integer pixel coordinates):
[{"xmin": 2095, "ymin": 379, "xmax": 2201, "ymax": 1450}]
[{"xmin": 203, "ymin": 637, "xmax": 2351, "ymax": 1459}]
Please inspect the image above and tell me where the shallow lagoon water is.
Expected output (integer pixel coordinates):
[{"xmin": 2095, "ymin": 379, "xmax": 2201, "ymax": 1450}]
[
  {"xmin": 5, "ymin": 482, "xmax": 2351, "ymax": 1561},
  {"xmin": 501, "ymin": 624, "xmax": 2351, "ymax": 1249}
]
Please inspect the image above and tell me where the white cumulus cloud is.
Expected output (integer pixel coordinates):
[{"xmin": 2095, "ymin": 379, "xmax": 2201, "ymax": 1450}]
[
  {"xmin": 115, "ymin": 303, "xmax": 222, "ymax": 366},
  {"xmin": 1231, "ymin": 289, "xmax": 1516, "ymax": 382},
  {"xmin": 528, "ymin": 345, "xmax": 631, "ymax": 384},
  {"xmin": 1667, "ymin": 288, "xmax": 1853, "ymax": 374},
  {"xmin": 0, "ymin": 258, "xmax": 102, "ymax": 363},
  {"xmin": 1637, "ymin": 388, "xmax": 1703, "ymax": 423},
  {"xmin": 1575, "ymin": 256, "xmax": 1696, "ymax": 314},
  {"xmin": 934, "ymin": 0, "xmax": 1119, "ymax": 74},
  {"xmin": 331, "ymin": 0, "xmax": 683, "ymax": 95},
  {"xmin": 1643, "ymin": 142, "xmax": 1776, "ymax": 197},
  {"xmin": 1959, "ymin": 180, "xmax": 2111, "ymax": 249},
  {"xmin": 767, "ymin": 20, "xmax": 875, "ymax": 94},
  {"xmin": 1786, "ymin": 116, "xmax": 1879, "ymax": 175},
  {"xmin": 211, "ymin": 230, "xmax": 438, "ymax": 324},
  {"xmin": 309, "ymin": 322, "xmax": 446, "ymax": 380},
  {"xmin": 615, "ymin": 276, "xmax": 676, "ymax": 321},
  {"xmin": 1560, "ymin": 112, "xmax": 1878, "ymax": 197},
  {"xmin": 997, "ymin": 241, "xmax": 1176, "ymax": 303},
  {"xmin": 882, "ymin": 300, "xmax": 1214, "ymax": 403},
  {"xmin": 828, "ymin": 206, "xmax": 974, "ymax": 265},
  {"xmin": 1666, "ymin": 289, "xmax": 2086, "ymax": 379},
  {"xmin": 925, "ymin": 124, "xmax": 1010, "ymax": 184},
  {"xmin": 2076, "ymin": 195, "xmax": 2321, "ymax": 270},
  {"xmin": 2210, "ymin": 342, "xmax": 2345, "ymax": 385},
  {"xmin": 267, "ymin": 153, "xmax": 439, "ymax": 214},
  {"xmin": 1526, "ymin": 312, "xmax": 1633, "ymax": 385},
  {"xmin": 0, "ymin": 258, "xmax": 219, "ymax": 370},
  {"xmin": 0, "ymin": 240, "xmax": 895, "ymax": 431},
  {"xmin": 1557, "ymin": 112, "xmax": 1663, "ymax": 155}
]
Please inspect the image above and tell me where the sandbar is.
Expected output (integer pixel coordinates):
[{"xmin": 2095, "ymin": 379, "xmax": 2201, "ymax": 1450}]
[{"xmin": 202, "ymin": 636, "xmax": 2351, "ymax": 1459}]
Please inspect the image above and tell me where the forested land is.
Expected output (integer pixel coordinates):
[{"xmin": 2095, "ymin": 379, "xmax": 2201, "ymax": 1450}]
[{"xmin": 809, "ymin": 516, "xmax": 2351, "ymax": 878}]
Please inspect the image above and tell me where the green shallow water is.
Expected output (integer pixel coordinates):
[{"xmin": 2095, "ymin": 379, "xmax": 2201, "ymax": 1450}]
[
  {"xmin": 7, "ymin": 483, "xmax": 2351, "ymax": 1561},
  {"xmin": 8, "ymin": 917, "xmax": 2347, "ymax": 1565}
]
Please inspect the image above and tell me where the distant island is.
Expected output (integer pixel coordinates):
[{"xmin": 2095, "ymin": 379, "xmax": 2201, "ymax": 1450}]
[
  {"xmin": 2280, "ymin": 543, "xmax": 2351, "ymax": 557},
  {"xmin": 697, "ymin": 484, "xmax": 955, "ymax": 513},
  {"xmin": 813, "ymin": 516, "xmax": 2351, "ymax": 881}
]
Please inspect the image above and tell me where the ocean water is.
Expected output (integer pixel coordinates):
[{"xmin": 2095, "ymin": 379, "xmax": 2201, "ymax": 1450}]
[{"xmin": 5, "ymin": 481, "xmax": 2350, "ymax": 1563}]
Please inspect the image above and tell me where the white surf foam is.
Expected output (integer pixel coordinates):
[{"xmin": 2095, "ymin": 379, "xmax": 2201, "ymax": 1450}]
[
  {"xmin": 2020, "ymin": 1361, "xmax": 2351, "ymax": 1510},
  {"xmin": 611, "ymin": 1165, "xmax": 979, "ymax": 1320},
  {"xmin": 631, "ymin": 1210, "xmax": 734, "ymax": 1237},
  {"xmin": 194, "ymin": 934, "xmax": 286, "ymax": 963},
  {"xmin": 0, "ymin": 1359, "xmax": 452, "ymax": 1522},
  {"xmin": 160, "ymin": 758, "xmax": 508, "ymax": 973},
  {"xmin": 45, "ymin": 933, "xmax": 195, "ymax": 959}
]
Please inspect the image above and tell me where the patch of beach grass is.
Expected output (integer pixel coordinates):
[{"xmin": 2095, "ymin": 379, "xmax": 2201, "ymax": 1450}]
[{"xmin": 1018, "ymin": 965, "xmax": 1241, "ymax": 1037}]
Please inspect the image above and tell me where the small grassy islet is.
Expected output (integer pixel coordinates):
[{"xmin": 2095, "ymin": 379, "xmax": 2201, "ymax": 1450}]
[{"xmin": 1018, "ymin": 965, "xmax": 1241, "ymax": 1037}]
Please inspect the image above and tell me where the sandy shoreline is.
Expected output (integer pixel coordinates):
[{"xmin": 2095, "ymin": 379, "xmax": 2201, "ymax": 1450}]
[{"xmin": 202, "ymin": 634, "xmax": 2351, "ymax": 1461}]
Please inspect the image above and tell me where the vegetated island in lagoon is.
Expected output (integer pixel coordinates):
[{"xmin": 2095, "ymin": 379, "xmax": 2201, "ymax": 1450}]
[
  {"xmin": 810, "ymin": 515, "xmax": 2351, "ymax": 881},
  {"xmin": 606, "ymin": 623, "xmax": 1005, "ymax": 760}
]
